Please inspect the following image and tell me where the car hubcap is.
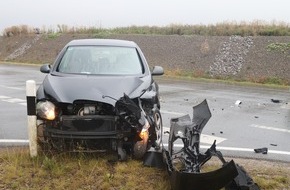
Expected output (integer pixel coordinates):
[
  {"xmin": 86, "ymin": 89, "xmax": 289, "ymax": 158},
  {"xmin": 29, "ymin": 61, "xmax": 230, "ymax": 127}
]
[{"xmin": 154, "ymin": 111, "xmax": 162, "ymax": 149}]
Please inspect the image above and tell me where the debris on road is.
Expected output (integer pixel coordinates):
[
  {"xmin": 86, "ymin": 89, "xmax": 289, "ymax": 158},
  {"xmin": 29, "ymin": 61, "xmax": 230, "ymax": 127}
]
[
  {"xmin": 270, "ymin": 144, "xmax": 277, "ymax": 147},
  {"xmin": 235, "ymin": 100, "xmax": 242, "ymax": 106},
  {"xmin": 271, "ymin": 99, "xmax": 281, "ymax": 103},
  {"xmin": 254, "ymin": 147, "xmax": 268, "ymax": 154},
  {"xmin": 162, "ymin": 99, "xmax": 260, "ymax": 190}
]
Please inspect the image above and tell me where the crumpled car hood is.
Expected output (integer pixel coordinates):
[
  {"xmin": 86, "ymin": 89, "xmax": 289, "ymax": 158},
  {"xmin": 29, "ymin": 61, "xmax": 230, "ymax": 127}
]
[{"xmin": 41, "ymin": 74, "xmax": 151, "ymax": 105}]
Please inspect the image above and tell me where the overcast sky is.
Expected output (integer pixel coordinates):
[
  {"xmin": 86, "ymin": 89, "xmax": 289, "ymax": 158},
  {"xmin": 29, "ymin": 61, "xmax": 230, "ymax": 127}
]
[{"xmin": 1, "ymin": 0, "xmax": 290, "ymax": 32}]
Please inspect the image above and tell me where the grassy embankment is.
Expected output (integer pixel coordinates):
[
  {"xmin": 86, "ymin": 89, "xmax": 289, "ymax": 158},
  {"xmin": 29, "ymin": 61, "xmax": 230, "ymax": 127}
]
[{"xmin": 2, "ymin": 21, "xmax": 290, "ymax": 86}]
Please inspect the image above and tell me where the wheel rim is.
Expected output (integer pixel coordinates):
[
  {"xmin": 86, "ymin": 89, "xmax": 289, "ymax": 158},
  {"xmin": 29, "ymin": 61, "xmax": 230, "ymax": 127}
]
[{"xmin": 154, "ymin": 111, "xmax": 162, "ymax": 148}]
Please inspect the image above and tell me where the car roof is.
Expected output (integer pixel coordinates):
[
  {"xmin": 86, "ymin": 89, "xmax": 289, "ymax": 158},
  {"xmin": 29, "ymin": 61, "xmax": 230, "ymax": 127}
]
[{"xmin": 67, "ymin": 39, "xmax": 138, "ymax": 47}]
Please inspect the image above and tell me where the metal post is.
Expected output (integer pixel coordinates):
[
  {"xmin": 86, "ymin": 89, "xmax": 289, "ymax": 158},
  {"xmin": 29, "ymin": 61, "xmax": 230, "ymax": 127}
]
[{"xmin": 26, "ymin": 80, "xmax": 37, "ymax": 157}]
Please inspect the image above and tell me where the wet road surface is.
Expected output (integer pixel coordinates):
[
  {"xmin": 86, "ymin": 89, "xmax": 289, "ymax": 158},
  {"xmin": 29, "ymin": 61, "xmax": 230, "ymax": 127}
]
[{"xmin": 1, "ymin": 63, "xmax": 290, "ymax": 162}]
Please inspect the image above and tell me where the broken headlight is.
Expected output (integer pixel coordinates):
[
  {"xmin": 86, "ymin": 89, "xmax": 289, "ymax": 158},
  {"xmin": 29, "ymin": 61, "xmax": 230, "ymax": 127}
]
[{"xmin": 36, "ymin": 101, "xmax": 56, "ymax": 120}]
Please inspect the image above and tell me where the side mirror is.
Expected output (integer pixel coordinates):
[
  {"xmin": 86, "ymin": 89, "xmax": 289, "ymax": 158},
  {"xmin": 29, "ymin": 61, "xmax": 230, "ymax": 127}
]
[
  {"xmin": 152, "ymin": 66, "xmax": 164, "ymax": 76},
  {"xmin": 40, "ymin": 64, "xmax": 51, "ymax": 73}
]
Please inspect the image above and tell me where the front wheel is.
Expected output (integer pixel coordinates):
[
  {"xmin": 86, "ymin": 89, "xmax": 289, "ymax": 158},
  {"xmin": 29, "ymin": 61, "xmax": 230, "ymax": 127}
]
[{"xmin": 153, "ymin": 109, "xmax": 163, "ymax": 150}]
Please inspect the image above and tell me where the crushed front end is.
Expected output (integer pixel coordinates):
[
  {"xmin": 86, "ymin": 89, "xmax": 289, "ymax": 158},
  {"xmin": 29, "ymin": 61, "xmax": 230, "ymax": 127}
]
[{"xmin": 36, "ymin": 94, "xmax": 161, "ymax": 160}]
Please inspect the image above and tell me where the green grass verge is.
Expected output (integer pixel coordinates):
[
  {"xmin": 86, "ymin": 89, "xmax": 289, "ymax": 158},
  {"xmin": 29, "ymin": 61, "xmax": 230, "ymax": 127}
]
[
  {"xmin": 1, "ymin": 61, "xmax": 289, "ymax": 88},
  {"xmin": 0, "ymin": 147, "xmax": 289, "ymax": 190},
  {"xmin": 0, "ymin": 147, "xmax": 170, "ymax": 190},
  {"xmin": 162, "ymin": 70, "xmax": 290, "ymax": 89}
]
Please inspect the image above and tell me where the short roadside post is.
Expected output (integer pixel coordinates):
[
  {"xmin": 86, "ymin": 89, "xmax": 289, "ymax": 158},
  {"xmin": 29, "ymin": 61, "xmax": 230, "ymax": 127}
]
[{"xmin": 26, "ymin": 80, "xmax": 37, "ymax": 157}]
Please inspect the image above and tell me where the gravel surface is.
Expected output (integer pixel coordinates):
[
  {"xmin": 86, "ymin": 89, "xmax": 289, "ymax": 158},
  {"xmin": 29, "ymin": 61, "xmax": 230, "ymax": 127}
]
[{"xmin": 0, "ymin": 34, "xmax": 289, "ymax": 83}]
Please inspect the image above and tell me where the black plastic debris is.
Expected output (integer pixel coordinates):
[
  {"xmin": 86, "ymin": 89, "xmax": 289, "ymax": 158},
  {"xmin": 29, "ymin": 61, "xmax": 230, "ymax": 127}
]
[
  {"xmin": 144, "ymin": 99, "xmax": 260, "ymax": 190},
  {"xmin": 143, "ymin": 150, "xmax": 165, "ymax": 169},
  {"xmin": 170, "ymin": 161, "xmax": 238, "ymax": 190},
  {"xmin": 270, "ymin": 144, "xmax": 277, "ymax": 146},
  {"xmin": 225, "ymin": 164, "xmax": 260, "ymax": 190},
  {"xmin": 254, "ymin": 116, "xmax": 259, "ymax": 118},
  {"xmin": 271, "ymin": 99, "xmax": 281, "ymax": 103},
  {"xmin": 254, "ymin": 147, "xmax": 268, "ymax": 154}
]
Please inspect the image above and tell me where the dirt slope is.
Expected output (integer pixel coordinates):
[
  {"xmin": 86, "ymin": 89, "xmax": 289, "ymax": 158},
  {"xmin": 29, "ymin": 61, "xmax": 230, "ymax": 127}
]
[{"xmin": 0, "ymin": 34, "xmax": 289, "ymax": 84}]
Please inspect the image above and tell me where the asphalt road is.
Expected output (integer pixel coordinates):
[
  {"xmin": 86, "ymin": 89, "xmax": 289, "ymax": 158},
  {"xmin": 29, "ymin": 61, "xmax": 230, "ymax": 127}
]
[{"xmin": 1, "ymin": 63, "xmax": 290, "ymax": 162}]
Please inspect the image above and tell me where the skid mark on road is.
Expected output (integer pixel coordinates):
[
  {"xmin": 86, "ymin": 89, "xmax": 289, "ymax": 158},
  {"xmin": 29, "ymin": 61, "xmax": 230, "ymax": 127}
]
[{"xmin": 0, "ymin": 95, "xmax": 26, "ymax": 106}]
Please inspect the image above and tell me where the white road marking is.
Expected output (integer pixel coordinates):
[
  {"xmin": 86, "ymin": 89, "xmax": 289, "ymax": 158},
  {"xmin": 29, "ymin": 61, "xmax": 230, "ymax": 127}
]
[
  {"xmin": 201, "ymin": 134, "xmax": 226, "ymax": 144},
  {"xmin": 2, "ymin": 98, "xmax": 26, "ymax": 103},
  {"xmin": 0, "ymin": 85, "xmax": 24, "ymax": 91},
  {"xmin": 161, "ymin": 110, "xmax": 185, "ymax": 116},
  {"xmin": 0, "ymin": 95, "xmax": 26, "ymax": 106},
  {"xmin": 163, "ymin": 144, "xmax": 290, "ymax": 156},
  {"xmin": 0, "ymin": 139, "xmax": 29, "ymax": 143},
  {"xmin": 0, "ymin": 95, "xmax": 10, "ymax": 99},
  {"xmin": 159, "ymin": 84, "xmax": 192, "ymax": 91},
  {"xmin": 281, "ymin": 103, "xmax": 290, "ymax": 109},
  {"xmin": 250, "ymin": 124, "xmax": 290, "ymax": 134},
  {"xmin": 163, "ymin": 127, "xmax": 226, "ymax": 145}
]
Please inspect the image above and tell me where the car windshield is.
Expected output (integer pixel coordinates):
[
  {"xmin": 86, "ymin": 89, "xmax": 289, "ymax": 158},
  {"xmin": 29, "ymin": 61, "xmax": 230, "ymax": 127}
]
[{"xmin": 57, "ymin": 46, "xmax": 144, "ymax": 75}]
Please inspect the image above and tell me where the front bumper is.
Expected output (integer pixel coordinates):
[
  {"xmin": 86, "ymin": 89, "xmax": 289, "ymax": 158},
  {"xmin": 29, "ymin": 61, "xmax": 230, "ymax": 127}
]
[{"xmin": 43, "ymin": 115, "xmax": 131, "ymax": 140}]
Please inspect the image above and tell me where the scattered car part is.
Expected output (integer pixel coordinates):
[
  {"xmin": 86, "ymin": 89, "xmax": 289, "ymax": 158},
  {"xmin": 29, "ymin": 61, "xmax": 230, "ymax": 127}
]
[
  {"xmin": 162, "ymin": 100, "xmax": 260, "ymax": 190},
  {"xmin": 143, "ymin": 149, "xmax": 165, "ymax": 168},
  {"xmin": 225, "ymin": 164, "xmax": 260, "ymax": 190},
  {"xmin": 271, "ymin": 99, "xmax": 281, "ymax": 103},
  {"xmin": 254, "ymin": 147, "xmax": 268, "ymax": 154}
]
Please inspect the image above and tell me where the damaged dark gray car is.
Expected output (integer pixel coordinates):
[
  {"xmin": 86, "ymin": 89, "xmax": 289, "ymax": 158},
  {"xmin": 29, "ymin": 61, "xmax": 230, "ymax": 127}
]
[{"xmin": 36, "ymin": 39, "xmax": 164, "ymax": 160}]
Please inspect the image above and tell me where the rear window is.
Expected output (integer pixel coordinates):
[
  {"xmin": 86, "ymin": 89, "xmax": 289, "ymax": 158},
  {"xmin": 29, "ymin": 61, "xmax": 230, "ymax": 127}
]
[{"xmin": 57, "ymin": 46, "xmax": 144, "ymax": 75}]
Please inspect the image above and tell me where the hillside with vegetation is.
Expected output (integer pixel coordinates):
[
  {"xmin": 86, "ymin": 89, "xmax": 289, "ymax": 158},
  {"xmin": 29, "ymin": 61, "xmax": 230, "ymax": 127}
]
[{"xmin": 0, "ymin": 23, "xmax": 290, "ymax": 85}]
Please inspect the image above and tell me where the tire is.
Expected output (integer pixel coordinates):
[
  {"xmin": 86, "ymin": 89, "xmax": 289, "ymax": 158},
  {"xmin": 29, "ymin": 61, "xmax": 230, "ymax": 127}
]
[{"xmin": 153, "ymin": 109, "xmax": 163, "ymax": 150}]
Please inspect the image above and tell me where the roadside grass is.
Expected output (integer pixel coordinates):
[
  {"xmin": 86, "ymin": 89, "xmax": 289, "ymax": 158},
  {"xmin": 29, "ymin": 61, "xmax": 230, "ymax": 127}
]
[
  {"xmin": 163, "ymin": 69, "xmax": 290, "ymax": 88},
  {"xmin": 0, "ymin": 147, "xmax": 170, "ymax": 190},
  {"xmin": 0, "ymin": 147, "xmax": 289, "ymax": 190},
  {"xmin": 1, "ymin": 61, "xmax": 289, "ymax": 88},
  {"xmin": 3, "ymin": 21, "xmax": 290, "ymax": 37}
]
